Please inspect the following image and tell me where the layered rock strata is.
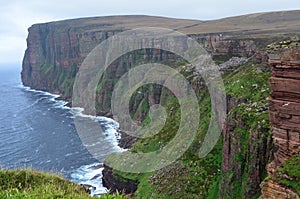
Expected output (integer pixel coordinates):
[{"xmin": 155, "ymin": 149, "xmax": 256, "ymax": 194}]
[{"xmin": 261, "ymin": 41, "xmax": 300, "ymax": 199}]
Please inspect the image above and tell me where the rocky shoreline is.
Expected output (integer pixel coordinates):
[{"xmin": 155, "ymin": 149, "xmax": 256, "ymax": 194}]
[
  {"xmin": 45, "ymin": 93, "xmax": 135, "ymax": 196},
  {"xmin": 102, "ymin": 163, "xmax": 139, "ymax": 195}
]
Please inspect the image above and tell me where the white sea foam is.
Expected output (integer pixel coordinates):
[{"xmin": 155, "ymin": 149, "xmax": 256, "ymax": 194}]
[
  {"xmin": 71, "ymin": 163, "xmax": 108, "ymax": 196},
  {"xmin": 96, "ymin": 116, "xmax": 125, "ymax": 152},
  {"xmin": 19, "ymin": 85, "xmax": 127, "ymax": 196},
  {"xmin": 20, "ymin": 84, "xmax": 70, "ymax": 110},
  {"xmin": 71, "ymin": 107, "xmax": 99, "ymax": 122},
  {"xmin": 20, "ymin": 86, "xmax": 124, "ymax": 152},
  {"xmin": 72, "ymin": 108, "xmax": 126, "ymax": 152},
  {"xmin": 21, "ymin": 85, "xmax": 60, "ymax": 98}
]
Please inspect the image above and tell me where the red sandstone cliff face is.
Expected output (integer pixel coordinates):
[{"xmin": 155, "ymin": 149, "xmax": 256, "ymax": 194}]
[
  {"xmin": 261, "ymin": 42, "xmax": 300, "ymax": 199},
  {"xmin": 220, "ymin": 68, "xmax": 273, "ymax": 198},
  {"xmin": 221, "ymin": 98, "xmax": 273, "ymax": 198},
  {"xmin": 21, "ymin": 16, "xmax": 262, "ymax": 113},
  {"xmin": 21, "ymin": 22, "xmax": 120, "ymax": 99},
  {"xmin": 261, "ymin": 180, "xmax": 299, "ymax": 199}
]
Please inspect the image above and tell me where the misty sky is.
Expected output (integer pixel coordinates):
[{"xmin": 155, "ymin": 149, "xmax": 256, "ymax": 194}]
[{"xmin": 0, "ymin": 0, "xmax": 299, "ymax": 65}]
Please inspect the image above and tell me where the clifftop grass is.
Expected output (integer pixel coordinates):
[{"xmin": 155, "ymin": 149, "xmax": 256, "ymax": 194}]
[
  {"xmin": 0, "ymin": 169, "xmax": 128, "ymax": 199},
  {"xmin": 0, "ymin": 169, "xmax": 93, "ymax": 198}
]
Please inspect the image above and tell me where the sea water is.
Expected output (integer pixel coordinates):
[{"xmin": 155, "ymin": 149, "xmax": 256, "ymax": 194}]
[{"xmin": 0, "ymin": 65, "xmax": 123, "ymax": 196}]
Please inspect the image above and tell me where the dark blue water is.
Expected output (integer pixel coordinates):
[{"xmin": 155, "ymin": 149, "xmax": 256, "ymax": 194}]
[{"xmin": 0, "ymin": 65, "xmax": 122, "ymax": 195}]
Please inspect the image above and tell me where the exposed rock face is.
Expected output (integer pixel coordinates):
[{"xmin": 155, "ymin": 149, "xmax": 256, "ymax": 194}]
[
  {"xmin": 21, "ymin": 16, "xmax": 267, "ymax": 113},
  {"xmin": 102, "ymin": 163, "xmax": 138, "ymax": 194},
  {"xmin": 261, "ymin": 42, "xmax": 300, "ymax": 198},
  {"xmin": 261, "ymin": 180, "xmax": 299, "ymax": 199},
  {"xmin": 21, "ymin": 21, "xmax": 121, "ymax": 100},
  {"xmin": 203, "ymin": 34, "xmax": 257, "ymax": 55},
  {"xmin": 220, "ymin": 96, "xmax": 273, "ymax": 199},
  {"xmin": 269, "ymin": 44, "xmax": 300, "ymax": 167}
]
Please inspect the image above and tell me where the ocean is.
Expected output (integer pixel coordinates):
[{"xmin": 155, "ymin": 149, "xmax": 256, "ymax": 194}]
[{"xmin": 0, "ymin": 65, "xmax": 123, "ymax": 196}]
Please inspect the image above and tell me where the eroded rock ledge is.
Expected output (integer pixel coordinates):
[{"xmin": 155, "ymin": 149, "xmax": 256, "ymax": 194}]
[{"xmin": 261, "ymin": 180, "xmax": 299, "ymax": 199}]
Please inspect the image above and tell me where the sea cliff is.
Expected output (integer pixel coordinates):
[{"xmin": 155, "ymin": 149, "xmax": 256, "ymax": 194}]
[
  {"xmin": 261, "ymin": 41, "xmax": 300, "ymax": 199},
  {"xmin": 21, "ymin": 11, "xmax": 300, "ymax": 198}
]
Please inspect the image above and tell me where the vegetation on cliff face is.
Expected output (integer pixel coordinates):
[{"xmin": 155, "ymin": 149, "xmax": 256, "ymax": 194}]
[
  {"xmin": 220, "ymin": 62, "xmax": 273, "ymax": 198},
  {"xmin": 271, "ymin": 155, "xmax": 300, "ymax": 196},
  {"xmin": 20, "ymin": 54, "xmax": 275, "ymax": 199},
  {"xmin": 8, "ymin": 49, "xmax": 291, "ymax": 198},
  {"xmin": 103, "ymin": 58, "xmax": 273, "ymax": 199},
  {"xmin": 105, "ymin": 86, "xmax": 223, "ymax": 199},
  {"xmin": 266, "ymin": 39, "xmax": 300, "ymax": 53}
]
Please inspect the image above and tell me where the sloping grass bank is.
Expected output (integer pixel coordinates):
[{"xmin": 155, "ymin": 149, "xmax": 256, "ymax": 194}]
[{"xmin": 0, "ymin": 169, "xmax": 128, "ymax": 199}]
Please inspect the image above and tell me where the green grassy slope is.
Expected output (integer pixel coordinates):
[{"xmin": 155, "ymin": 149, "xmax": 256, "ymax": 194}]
[
  {"xmin": 0, "ymin": 169, "xmax": 129, "ymax": 199},
  {"xmin": 106, "ymin": 58, "xmax": 273, "ymax": 198}
]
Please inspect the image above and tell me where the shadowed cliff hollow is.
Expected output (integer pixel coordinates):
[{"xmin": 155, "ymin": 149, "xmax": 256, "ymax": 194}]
[{"xmin": 21, "ymin": 10, "xmax": 300, "ymax": 198}]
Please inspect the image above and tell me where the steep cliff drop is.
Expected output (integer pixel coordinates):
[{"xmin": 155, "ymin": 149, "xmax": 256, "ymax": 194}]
[
  {"xmin": 20, "ymin": 12, "xmax": 300, "ymax": 198},
  {"xmin": 261, "ymin": 41, "xmax": 300, "ymax": 199}
]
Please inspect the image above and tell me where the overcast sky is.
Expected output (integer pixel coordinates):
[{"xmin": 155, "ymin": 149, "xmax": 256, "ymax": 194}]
[{"xmin": 0, "ymin": 0, "xmax": 299, "ymax": 66}]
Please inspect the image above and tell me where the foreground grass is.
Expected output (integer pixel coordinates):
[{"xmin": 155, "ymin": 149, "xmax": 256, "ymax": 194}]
[
  {"xmin": 0, "ymin": 169, "xmax": 95, "ymax": 198},
  {"xmin": 0, "ymin": 169, "xmax": 128, "ymax": 199}
]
